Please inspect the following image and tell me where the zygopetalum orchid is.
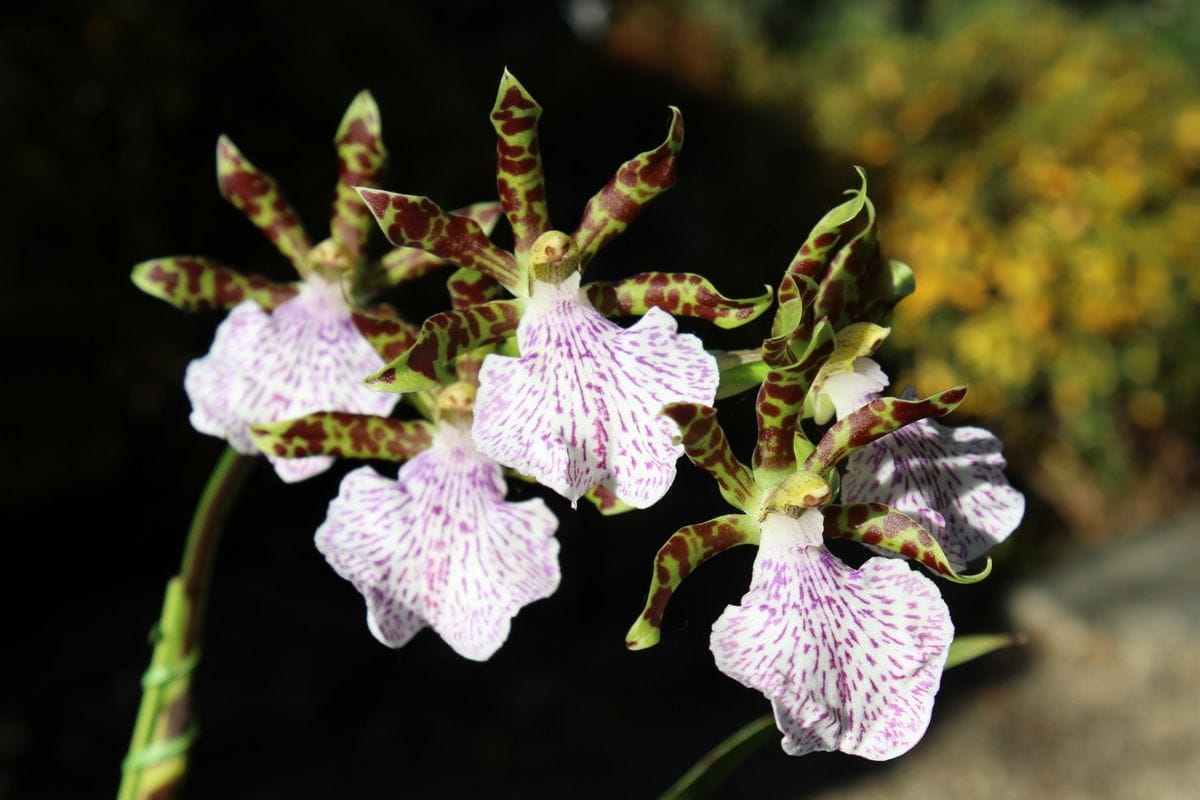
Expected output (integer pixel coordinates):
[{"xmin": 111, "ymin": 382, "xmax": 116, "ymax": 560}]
[
  {"xmin": 130, "ymin": 91, "xmax": 501, "ymax": 481},
  {"xmin": 353, "ymin": 70, "xmax": 773, "ymax": 508},
  {"xmin": 625, "ymin": 175, "xmax": 1023, "ymax": 760},
  {"xmin": 247, "ymin": 296, "xmax": 560, "ymax": 661}
]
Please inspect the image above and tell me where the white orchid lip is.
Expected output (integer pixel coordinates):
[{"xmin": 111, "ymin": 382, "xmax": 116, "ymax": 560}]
[
  {"xmin": 711, "ymin": 509, "xmax": 953, "ymax": 760},
  {"xmin": 184, "ymin": 273, "xmax": 397, "ymax": 482},
  {"xmin": 315, "ymin": 423, "xmax": 560, "ymax": 661},
  {"xmin": 471, "ymin": 271, "xmax": 719, "ymax": 508}
]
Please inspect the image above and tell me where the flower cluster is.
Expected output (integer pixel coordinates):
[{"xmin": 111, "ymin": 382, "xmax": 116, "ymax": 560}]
[{"xmin": 135, "ymin": 72, "xmax": 1022, "ymax": 761}]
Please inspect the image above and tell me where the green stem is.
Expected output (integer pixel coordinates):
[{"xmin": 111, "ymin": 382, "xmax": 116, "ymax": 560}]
[
  {"xmin": 658, "ymin": 715, "xmax": 776, "ymax": 800},
  {"xmin": 117, "ymin": 447, "xmax": 254, "ymax": 800}
]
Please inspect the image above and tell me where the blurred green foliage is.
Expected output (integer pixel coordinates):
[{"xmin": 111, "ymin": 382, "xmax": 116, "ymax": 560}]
[{"xmin": 610, "ymin": 0, "xmax": 1200, "ymax": 534}]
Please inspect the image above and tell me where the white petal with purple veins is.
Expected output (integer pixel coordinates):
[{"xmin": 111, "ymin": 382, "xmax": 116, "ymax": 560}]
[
  {"xmin": 184, "ymin": 275, "xmax": 397, "ymax": 481},
  {"xmin": 315, "ymin": 424, "xmax": 560, "ymax": 661},
  {"xmin": 814, "ymin": 357, "xmax": 889, "ymax": 424},
  {"xmin": 843, "ymin": 417, "xmax": 1025, "ymax": 568},
  {"xmin": 711, "ymin": 510, "xmax": 952, "ymax": 760},
  {"xmin": 472, "ymin": 273, "xmax": 718, "ymax": 508}
]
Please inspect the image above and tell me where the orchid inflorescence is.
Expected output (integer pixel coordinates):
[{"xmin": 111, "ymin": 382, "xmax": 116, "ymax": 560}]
[{"xmin": 132, "ymin": 70, "xmax": 1023, "ymax": 767}]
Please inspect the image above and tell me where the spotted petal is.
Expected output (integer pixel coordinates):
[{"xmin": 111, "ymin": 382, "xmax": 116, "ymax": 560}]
[
  {"xmin": 843, "ymin": 417, "xmax": 1025, "ymax": 568},
  {"xmin": 315, "ymin": 425, "xmax": 559, "ymax": 661},
  {"xmin": 711, "ymin": 510, "xmax": 952, "ymax": 760},
  {"xmin": 584, "ymin": 273, "xmax": 771, "ymax": 330},
  {"xmin": 184, "ymin": 276, "xmax": 397, "ymax": 482},
  {"xmin": 491, "ymin": 70, "xmax": 550, "ymax": 265},
  {"xmin": 132, "ymin": 256, "xmax": 297, "ymax": 312},
  {"xmin": 473, "ymin": 273, "xmax": 718, "ymax": 508},
  {"xmin": 331, "ymin": 90, "xmax": 388, "ymax": 263},
  {"xmin": 216, "ymin": 135, "xmax": 311, "ymax": 274}
]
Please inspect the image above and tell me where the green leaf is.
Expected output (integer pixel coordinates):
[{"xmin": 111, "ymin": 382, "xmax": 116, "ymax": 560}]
[
  {"xmin": 363, "ymin": 301, "xmax": 524, "ymax": 392},
  {"xmin": 661, "ymin": 404, "xmax": 760, "ymax": 512},
  {"xmin": 626, "ymin": 514, "xmax": 758, "ymax": 651},
  {"xmin": 584, "ymin": 273, "xmax": 771, "ymax": 329},
  {"xmin": 823, "ymin": 503, "xmax": 991, "ymax": 583},
  {"xmin": 357, "ymin": 188, "xmax": 522, "ymax": 295},
  {"xmin": 249, "ymin": 412, "xmax": 434, "ymax": 461},
  {"xmin": 573, "ymin": 107, "xmax": 684, "ymax": 267},
  {"xmin": 331, "ymin": 90, "xmax": 387, "ymax": 263},
  {"xmin": 805, "ymin": 386, "xmax": 967, "ymax": 472},
  {"xmin": 131, "ymin": 256, "xmax": 297, "ymax": 312},
  {"xmin": 945, "ymin": 633, "xmax": 1021, "ymax": 669},
  {"xmin": 216, "ymin": 135, "xmax": 312, "ymax": 274}
]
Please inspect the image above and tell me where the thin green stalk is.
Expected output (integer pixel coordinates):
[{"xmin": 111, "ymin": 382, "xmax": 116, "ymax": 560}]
[
  {"xmin": 658, "ymin": 714, "xmax": 776, "ymax": 800},
  {"xmin": 118, "ymin": 447, "xmax": 254, "ymax": 800}
]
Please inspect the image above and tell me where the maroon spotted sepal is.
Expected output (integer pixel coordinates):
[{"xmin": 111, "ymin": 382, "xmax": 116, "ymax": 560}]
[
  {"xmin": 216, "ymin": 135, "xmax": 312, "ymax": 274},
  {"xmin": 331, "ymin": 91, "xmax": 387, "ymax": 263},
  {"xmin": 583, "ymin": 484, "xmax": 635, "ymax": 516},
  {"xmin": 573, "ymin": 108, "xmax": 684, "ymax": 268},
  {"xmin": 777, "ymin": 168, "xmax": 868, "ymax": 301},
  {"xmin": 492, "ymin": 70, "xmax": 550, "ymax": 265},
  {"xmin": 626, "ymin": 513, "xmax": 759, "ymax": 650},
  {"xmin": 448, "ymin": 268, "xmax": 505, "ymax": 309},
  {"xmin": 813, "ymin": 193, "xmax": 915, "ymax": 329},
  {"xmin": 357, "ymin": 189, "xmax": 522, "ymax": 295},
  {"xmin": 362, "ymin": 301, "xmax": 524, "ymax": 392},
  {"xmin": 752, "ymin": 321, "xmax": 836, "ymax": 482},
  {"xmin": 248, "ymin": 412, "xmax": 434, "ymax": 462},
  {"xmin": 805, "ymin": 387, "xmax": 968, "ymax": 473},
  {"xmin": 583, "ymin": 273, "xmax": 771, "ymax": 330},
  {"xmin": 824, "ymin": 503, "xmax": 991, "ymax": 584},
  {"xmin": 131, "ymin": 256, "xmax": 297, "ymax": 312},
  {"xmin": 351, "ymin": 304, "xmax": 419, "ymax": 362},
  {"xmin": 762, "ymin": 273, "xmax": 819, "ymax": 367},
  {"xmin": 661, "ymin": 404, "xmax": 760, "ymax": 512}
]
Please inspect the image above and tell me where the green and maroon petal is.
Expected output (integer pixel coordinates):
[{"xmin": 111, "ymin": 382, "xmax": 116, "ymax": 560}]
[
  {"xmin": 583, "ymin": 273, "xmax": 771, "ymax": 330},
  {"xmin": 371, "ymin": 201, "xmax": 506, "ymax": 291},
  {"xmin": 762, "ymin": 274, "xmax": 819, "ymax": 367},
  {"xmin": 805, "ymin": 387, "xmax": 968, "ymax": 473},
  {"xmin": 248, "ymin": 411, "xmax": 434, "ymax": 462},
  {"xmin": 572, "ymin": 107, "xmax": 684, "ymax": 267},
  {"xmin": 357, "ymin": 189, "xmax": 522, "ymax": 295},
  {"xmin": 661, "ymin": 403, "xmax": 760, "ymax": 512},
  {"xmin": 583, "ymin": 484, "xmax": 636, "ymax": 516},
  {"xmin": 626, "ymin": 513, "xmax": 758, "ymax": 650},
  {"xmin": 491, "ymin": 70, "xmax": 550, "ymax": 266},
  {"xmin": 216, "ymin": 135, "xmax": 312, "ymax": 274},
  {"xmin": 448, "ymin": 268, "xmax": 505, "ymax": 309},
  {"xmin": 131, "ymin": 256, "xmax": 297, "ymax": 311},
  {"xmin": 363, "ymin": 301, "xmax": 524, "ymax": 392},
  {"xmin": 331, "ymin": 90, "xmax": 387, "ymax": 263},
  {"xmin": 351, "ymin": 303, "xmax": 419, "ymax": 362},
  {"xmin": 777, "ymin": 168, "xmax": 867, "ymax": 299},
  {"xmin": 752, "ymin": 321, "xmax": 835, "ymax": 482},
  {"xmin": 823, "ymin": 503, "xmax": 991, "ymax": 583},
  {"xmin": 814, "ymin": 199, "xmax": 915, "ymax": 329}
]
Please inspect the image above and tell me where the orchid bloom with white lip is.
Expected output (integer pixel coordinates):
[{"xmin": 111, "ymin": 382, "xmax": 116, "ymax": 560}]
[
  {"xmin": 355, "ymin": 70, "xmax": 770, "ymax": 509},
  {"xmin": 131, "ymin": 91, "xmax": 502, "ymax": 481},
  {"xmin": 711, "ymin": 508, "xmax": 952, "ymax": 759},
  {"xmin": 248, "ymin": 380, "xmax": 561, "ymax": 660},
  {"xmin": 315, "ymin": 421, "xmax": 560, "ymax": 660}
]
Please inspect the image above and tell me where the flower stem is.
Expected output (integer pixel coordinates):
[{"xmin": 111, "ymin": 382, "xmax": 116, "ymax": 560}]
[
  {"xmin": 117, "ymin": 446, "xmax": 254, "ymax": 800},
  {"xmin": 657, "ymin": 714, "xmax": 775, "ymax": 800}
]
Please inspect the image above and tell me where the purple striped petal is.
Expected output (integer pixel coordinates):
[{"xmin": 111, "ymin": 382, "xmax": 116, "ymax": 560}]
[
  {"xmin": 184, "ymin": 275, "xmax": 397, "ymax": 481},
  {"xmin": 314, "ymin": 425, "xmax": 560, "ymax": 661},
  {"xmin": 843, "ymin": 417, "xmax": 1025, "ymax": 568},
  {"xmin": 472, "ymin": 274, "xmax": 718, "ymax": 508},
  {"xmin": 711, "ymin": 510, "xmax": 952, "ymax": 760}
]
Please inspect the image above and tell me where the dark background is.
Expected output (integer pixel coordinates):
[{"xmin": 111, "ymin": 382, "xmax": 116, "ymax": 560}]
[{"xmin": 1, "ymin": 2, "xmax": 1024, "ymax": 797}]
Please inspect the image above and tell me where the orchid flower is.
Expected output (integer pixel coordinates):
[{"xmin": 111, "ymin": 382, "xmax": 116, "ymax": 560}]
[
  {"xmin": 625, "ymin": 176, "xmax": 1021, "ymax": 759},
  {"xmin": 130, "ymin": 91, "xmax": 501, "ymax": 482},
  {"xmin": 248, "ymin": 355, "xmax": 559, "ymax": 661},
  {"xmin": 353, "ymin": 70, "xmax": 773, "ymax": 508}
]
